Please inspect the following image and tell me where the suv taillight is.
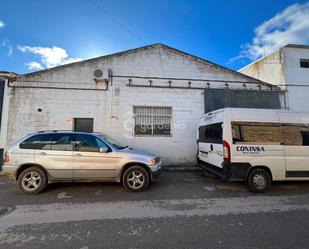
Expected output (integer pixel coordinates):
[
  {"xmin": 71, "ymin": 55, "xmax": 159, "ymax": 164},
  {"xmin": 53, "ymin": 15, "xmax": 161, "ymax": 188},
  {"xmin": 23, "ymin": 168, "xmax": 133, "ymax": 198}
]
[
  {"xmin": 3, "ymin": 153, "xmax": 10, "ymax": 164},
  {"xmin": 223, "ymin": 140, "xmax": 231, "ymax": 164}
]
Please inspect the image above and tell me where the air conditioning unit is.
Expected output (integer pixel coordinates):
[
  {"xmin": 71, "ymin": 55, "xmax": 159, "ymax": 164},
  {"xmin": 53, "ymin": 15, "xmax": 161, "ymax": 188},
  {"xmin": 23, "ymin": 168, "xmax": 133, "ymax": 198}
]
[
  {"xmin": 93, "ymin": 69, "xmax": 108, "ymax": 90},
  {"xmin": 93, "ymin": 69, "xmax": 103, "ymax": 78}
]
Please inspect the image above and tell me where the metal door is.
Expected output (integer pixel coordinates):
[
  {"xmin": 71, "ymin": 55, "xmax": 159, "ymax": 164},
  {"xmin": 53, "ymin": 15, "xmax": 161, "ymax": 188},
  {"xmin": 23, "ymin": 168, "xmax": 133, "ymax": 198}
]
[{"xmin": 74, "ymin": 118, "xmax": 94, "ymax": 133}]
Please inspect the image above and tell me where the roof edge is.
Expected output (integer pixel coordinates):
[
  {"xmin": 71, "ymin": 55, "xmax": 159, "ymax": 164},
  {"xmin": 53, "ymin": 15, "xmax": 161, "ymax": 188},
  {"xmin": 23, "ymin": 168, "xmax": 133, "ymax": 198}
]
[
  {"xmin": 239, "ymin": 43, "xmax": 309, "ymax": 72},
  {"xmin": 21, "ymin": 43, "xmax": 164, "ymax": 77},
  {"xmin": 19, "ymin": 43, "xmax": 276, "ymax": 88},
  {"xmin": 159, "ymin": 44, "xmax": 269, "ymax": 85},
  {"xmin": 284, "ymin": 44, "xmax": 309, "ymax": 49},
  {"xmin": 238, "ymin": 49, "xmax": 280, "ymax": 72}
]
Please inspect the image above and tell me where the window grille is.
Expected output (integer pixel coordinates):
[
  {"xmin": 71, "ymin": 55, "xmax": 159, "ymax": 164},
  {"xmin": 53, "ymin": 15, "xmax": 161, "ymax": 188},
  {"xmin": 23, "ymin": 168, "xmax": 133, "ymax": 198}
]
[{"xmin": 133, "ymin": 106, "xmax": 172, "ymax": 136}]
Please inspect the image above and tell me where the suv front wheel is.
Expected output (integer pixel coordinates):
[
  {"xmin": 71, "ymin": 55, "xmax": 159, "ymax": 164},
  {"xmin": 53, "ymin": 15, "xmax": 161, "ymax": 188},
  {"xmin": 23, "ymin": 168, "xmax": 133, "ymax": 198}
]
[
  {"xmin": 122, "ymin": 165, "xmax": 150, "ymax": 192},
  {"xmin": 17, "ymin": 167, "xmax": 48, "ymax": 195}
]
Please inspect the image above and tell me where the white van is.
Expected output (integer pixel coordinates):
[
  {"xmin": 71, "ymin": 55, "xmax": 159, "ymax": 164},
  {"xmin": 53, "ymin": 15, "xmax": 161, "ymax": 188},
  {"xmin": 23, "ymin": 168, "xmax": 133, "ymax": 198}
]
[{"xmin": 197, "ymin": 108, "xmax": 309, "ymax": 193}]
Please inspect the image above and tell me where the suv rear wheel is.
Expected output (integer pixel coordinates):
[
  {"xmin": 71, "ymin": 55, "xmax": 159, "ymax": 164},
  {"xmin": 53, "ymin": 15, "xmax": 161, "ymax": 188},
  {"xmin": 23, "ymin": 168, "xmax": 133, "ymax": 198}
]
[
  {"xmin": 17, "ymin": 167, "xmax": 47, "ymax": 195},
  {"xmin": 247, "ymin": 168, "xmax": 271, "ymax": 193},
  {"xmin": 122, "ymin": 165, "xmax": 150, "ymax": 192}
]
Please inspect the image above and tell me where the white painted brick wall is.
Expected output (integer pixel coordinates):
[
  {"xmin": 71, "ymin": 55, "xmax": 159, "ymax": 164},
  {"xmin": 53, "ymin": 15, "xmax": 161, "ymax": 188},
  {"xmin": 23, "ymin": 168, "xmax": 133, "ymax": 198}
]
[
  {"xmin": 6, "ymin": 44, "xmax": 269, "ymax": 165},
  {"xmin": 239, "ymin": 50, "xmax": 285, "ymax": 87}
]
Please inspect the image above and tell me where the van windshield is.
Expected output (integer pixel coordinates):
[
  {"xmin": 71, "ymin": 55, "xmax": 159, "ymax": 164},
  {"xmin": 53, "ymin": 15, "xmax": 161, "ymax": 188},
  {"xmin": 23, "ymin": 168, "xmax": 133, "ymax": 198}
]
[{"xmin": 199, "ymin": 123, "xmax": 223, "ymax": 144}]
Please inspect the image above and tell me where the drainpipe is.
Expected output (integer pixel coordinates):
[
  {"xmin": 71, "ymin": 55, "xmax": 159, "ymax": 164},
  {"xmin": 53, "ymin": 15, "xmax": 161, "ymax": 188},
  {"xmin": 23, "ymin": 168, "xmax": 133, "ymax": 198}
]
[{"xmin": 108, "ymin": 69, "xmax": 113, "ymax": 118}]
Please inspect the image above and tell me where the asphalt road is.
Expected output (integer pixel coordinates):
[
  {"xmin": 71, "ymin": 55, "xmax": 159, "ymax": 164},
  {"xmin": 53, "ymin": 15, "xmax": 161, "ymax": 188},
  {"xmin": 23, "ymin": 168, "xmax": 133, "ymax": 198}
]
[{"xmin": 1, "ymin": 169, "xmax": 309, "ymax": 249}]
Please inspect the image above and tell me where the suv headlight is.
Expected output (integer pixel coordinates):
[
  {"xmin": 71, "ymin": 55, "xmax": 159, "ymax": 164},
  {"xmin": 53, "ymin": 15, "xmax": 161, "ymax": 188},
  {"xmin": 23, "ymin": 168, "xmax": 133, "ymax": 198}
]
[{"xmin": 149, "ymin": 157, "xmax": 160, "ymax": 164}]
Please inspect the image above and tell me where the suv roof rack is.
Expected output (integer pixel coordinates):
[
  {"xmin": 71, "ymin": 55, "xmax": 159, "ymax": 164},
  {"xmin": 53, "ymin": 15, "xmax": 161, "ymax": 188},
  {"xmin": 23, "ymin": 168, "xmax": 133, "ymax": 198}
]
[
  {"xmin": 36, "ymin": 130, "xmax": 101, "ymax": 134},
  {"xmin": 37, "ymin": 130, "xmax": 74, "ymax": 133}
]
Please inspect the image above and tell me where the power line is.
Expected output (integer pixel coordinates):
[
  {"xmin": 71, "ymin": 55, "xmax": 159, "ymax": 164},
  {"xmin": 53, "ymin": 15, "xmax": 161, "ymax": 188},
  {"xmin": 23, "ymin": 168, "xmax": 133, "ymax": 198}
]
[{"xmin": 89, "ymin": 0, "xmax": 146, "ymax": 44}]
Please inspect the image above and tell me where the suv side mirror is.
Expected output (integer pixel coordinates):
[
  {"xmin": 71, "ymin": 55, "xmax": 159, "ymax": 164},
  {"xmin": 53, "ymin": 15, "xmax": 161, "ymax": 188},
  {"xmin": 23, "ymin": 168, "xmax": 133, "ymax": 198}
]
[{"xmin": 99, "ymin": 147, "xmax": 108, "ymax": 153}]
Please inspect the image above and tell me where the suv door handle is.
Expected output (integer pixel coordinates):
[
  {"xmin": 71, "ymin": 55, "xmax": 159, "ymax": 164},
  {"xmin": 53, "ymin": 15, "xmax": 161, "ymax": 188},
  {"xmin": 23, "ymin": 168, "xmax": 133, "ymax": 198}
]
[
  {"xmin": 38, "ymin": 152, "xmax": 47, "ymax": 156},
  {"xmin": 75, "ymin": 153, "xmax": 83, "ymax": 157}
]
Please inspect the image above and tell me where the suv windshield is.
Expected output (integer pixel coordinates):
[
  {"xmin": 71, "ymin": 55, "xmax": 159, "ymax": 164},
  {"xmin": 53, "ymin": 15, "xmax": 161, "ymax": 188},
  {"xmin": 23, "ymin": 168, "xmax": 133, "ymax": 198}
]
[{"xmin": 98, "ymin": 134, "xmax": 127, "ymax": 150}]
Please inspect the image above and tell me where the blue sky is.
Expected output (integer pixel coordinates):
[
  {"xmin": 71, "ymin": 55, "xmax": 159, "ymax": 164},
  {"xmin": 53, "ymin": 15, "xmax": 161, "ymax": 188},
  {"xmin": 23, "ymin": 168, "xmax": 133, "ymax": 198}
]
[{"xmin": 0, "ymin": 0, "xmax": 309, "ymax": 74}]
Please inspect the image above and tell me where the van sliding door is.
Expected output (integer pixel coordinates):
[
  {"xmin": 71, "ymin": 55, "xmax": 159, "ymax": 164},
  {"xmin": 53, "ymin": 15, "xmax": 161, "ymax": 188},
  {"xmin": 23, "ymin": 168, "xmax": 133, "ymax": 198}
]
[{"xmin": 282, "ymin": 124, "xmax": 309, "ymax": 177}]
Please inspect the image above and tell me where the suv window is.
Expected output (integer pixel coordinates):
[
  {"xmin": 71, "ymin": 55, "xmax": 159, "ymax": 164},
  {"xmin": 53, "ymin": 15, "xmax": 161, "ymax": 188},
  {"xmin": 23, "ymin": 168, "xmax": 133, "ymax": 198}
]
[
  {"xmin": 20, "ymin": 134, "xmax": 45, "ymax": 149},
  {"xmin": 199, "ymin": 123, "xmax": 223, "ymax": 144},
  {"xmin": 74, "ymin": 134, "xmax": 109, "ymax": 152},
  {"xmin": 37, "ymin": 134, "xmax": 74, "ymax": 151}
]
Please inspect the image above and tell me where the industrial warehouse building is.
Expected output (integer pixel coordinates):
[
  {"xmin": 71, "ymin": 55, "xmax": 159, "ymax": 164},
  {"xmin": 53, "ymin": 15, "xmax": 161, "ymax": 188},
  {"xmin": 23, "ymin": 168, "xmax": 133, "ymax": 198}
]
[{"xmin": 0, "ymin": 44, "xmax": 285, "ymax": 167}]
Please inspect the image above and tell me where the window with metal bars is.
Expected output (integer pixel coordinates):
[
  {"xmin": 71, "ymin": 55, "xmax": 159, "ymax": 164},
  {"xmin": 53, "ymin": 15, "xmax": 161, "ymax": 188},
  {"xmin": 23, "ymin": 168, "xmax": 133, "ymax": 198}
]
[{"xmin": 133, "ymin": 106, "xmax": 172, "ymax": 136}]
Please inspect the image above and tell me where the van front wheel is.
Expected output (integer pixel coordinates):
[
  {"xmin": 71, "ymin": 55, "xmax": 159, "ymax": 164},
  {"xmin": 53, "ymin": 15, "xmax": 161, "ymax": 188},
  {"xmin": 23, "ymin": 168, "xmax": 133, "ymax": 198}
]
[{"xmin": 247, "ymin": 168, "xmax": 271, "ymax": 193}]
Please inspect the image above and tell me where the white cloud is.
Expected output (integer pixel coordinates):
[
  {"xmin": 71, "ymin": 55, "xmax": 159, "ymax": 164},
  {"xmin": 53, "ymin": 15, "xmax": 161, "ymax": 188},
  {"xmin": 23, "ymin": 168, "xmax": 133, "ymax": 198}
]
[
  {"xmin": 18, "ymin": 45, "xmax": 83, "ymax": 69},
  {"xmin": 1, "ymin": 38, "xmax": 13, "ymax": 56},
  {"xmin": 230, "ymin": 2, "xmax": 309, "ymax": 63},
  {"xmin": 26, "ymin": 61, "xmax": 43, "ymax": 70},
  {"xmin": 0, "ymin": 21, "xmax": 12, "ymax": 56},
  {"xmin": 0, "ymin": 20, "xmax": 5, "ymax": 29}
]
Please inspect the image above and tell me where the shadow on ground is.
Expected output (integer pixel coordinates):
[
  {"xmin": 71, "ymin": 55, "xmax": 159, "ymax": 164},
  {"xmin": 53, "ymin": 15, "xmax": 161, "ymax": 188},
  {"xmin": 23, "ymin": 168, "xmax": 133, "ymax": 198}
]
[{"xmin": 1, "ymin": 170, "xmax": 309, "ymax": 206}]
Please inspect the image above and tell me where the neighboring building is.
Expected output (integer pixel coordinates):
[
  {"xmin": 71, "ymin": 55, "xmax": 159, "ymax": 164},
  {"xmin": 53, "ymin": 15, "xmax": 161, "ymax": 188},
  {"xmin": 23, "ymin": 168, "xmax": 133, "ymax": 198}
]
[
  {"xmin": 0, "ymin": 44, "xmax": 284, "ymax": 167},
  {"xmin": 239, "ymin": 44, "xmax": 309, "ymax": 111},
  {"xmin": 0, "ymin": 72, "xmax": 15, "ymax": 166}
]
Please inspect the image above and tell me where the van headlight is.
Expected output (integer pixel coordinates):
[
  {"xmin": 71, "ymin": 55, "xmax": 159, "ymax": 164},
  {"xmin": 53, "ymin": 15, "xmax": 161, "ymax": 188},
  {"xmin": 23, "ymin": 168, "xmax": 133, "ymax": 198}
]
[{"xmin": 149, "ymin": 157, "xmax": 160, "ymax": 164}]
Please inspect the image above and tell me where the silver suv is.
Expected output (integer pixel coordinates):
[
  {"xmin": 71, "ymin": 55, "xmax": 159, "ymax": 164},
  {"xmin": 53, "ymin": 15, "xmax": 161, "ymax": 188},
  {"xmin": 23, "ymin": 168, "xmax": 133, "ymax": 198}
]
[{"xmin": 2, "ymin": 131, "xmax": 162, "ymax": 194}]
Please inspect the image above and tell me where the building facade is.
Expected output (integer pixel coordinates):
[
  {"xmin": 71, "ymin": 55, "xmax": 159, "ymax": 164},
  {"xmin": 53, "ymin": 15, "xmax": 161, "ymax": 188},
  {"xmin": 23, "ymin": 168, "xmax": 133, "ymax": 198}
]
[
  {"xmin": 0, "ymin": 44, "xmax": 283, "ymax": 166},
  {"xmin": 239, "ymin": 44, "xmax": 309, "ymax": 111}
]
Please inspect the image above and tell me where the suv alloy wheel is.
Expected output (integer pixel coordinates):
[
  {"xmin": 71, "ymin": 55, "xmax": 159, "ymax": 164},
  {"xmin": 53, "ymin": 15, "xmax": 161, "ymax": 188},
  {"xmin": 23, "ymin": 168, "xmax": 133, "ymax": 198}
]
[
  {"xmin": 17, "ymin": 167, "xmax": 48, "ymax": 194},
  {"xmin": 122, "ymin": 165, "xmax": 150, "ymax": 192}
]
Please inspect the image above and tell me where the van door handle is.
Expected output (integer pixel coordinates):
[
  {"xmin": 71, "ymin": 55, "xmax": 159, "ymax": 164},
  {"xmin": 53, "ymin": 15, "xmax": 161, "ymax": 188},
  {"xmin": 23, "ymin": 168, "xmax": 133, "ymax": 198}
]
[
  {"xmin": 38, "ymin": 152, "xmax": 47, "ymax": 156},
  {"xmin": 75, "ymin": 153, "xmax": 83, "ymax": 157},
  {"xmin": 210, "ymin": 144, "xmax": 213, "ymax": 151}
]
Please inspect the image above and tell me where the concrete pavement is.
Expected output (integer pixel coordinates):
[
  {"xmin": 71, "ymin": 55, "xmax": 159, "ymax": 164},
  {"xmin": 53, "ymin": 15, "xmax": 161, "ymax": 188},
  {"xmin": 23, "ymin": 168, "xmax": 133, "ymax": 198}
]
[{"xmin": 0, "ymin": 170, "xmax": 309, "ymax": 248}]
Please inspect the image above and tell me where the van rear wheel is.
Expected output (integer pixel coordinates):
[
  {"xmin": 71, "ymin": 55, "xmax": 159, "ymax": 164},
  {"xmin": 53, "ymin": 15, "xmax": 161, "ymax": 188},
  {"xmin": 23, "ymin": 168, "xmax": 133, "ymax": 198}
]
[{"xmin": 247, "ymin": 168, "xmax": 271, "ymax": 193}]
